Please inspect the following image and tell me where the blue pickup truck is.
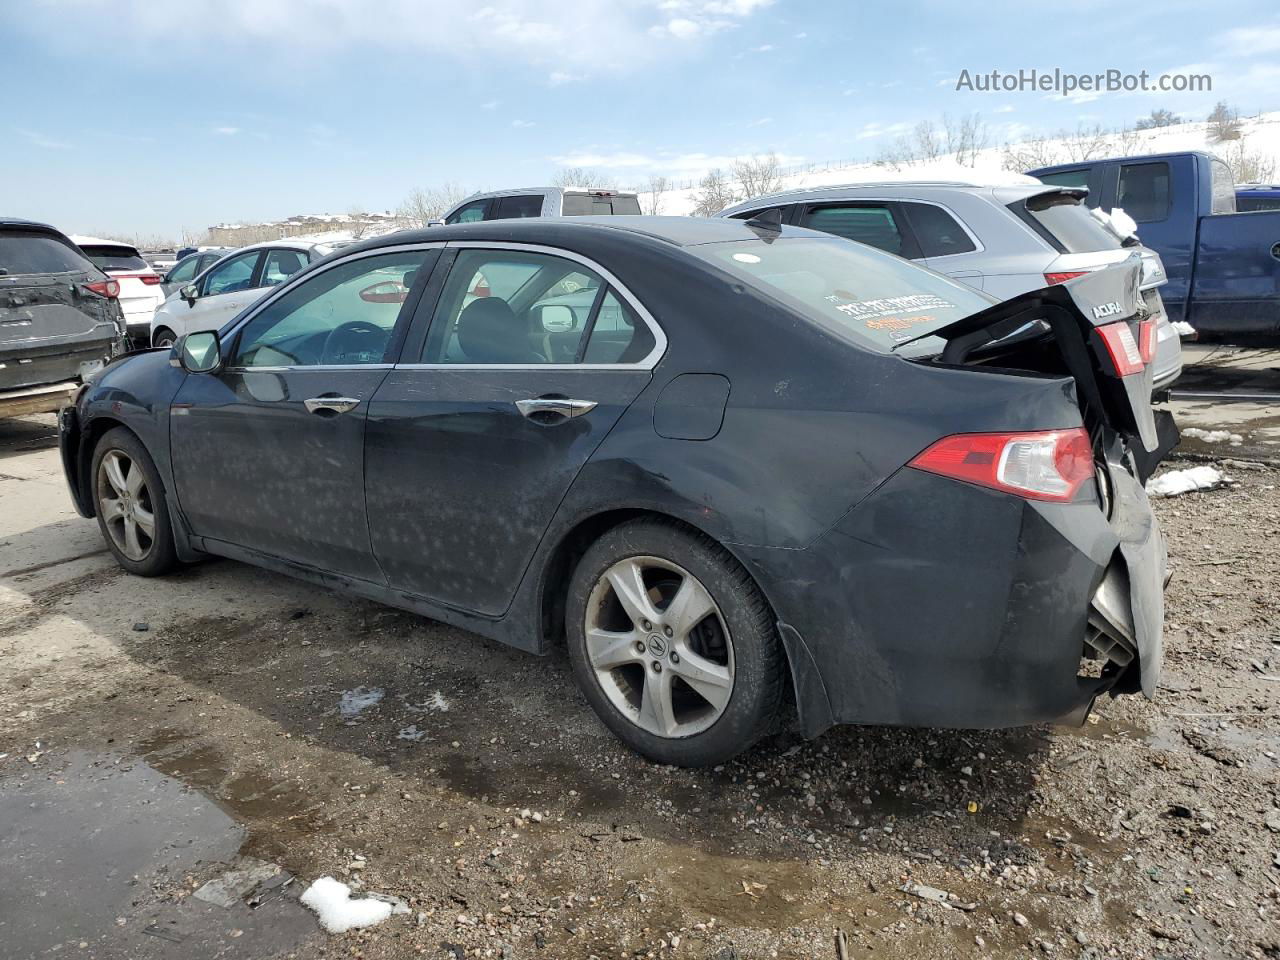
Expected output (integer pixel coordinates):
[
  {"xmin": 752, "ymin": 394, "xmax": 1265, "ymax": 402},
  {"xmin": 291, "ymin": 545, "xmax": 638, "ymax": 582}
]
[{"xmin": 1030, "ymin": 151, "xmax": 1280, "ymax": 340}]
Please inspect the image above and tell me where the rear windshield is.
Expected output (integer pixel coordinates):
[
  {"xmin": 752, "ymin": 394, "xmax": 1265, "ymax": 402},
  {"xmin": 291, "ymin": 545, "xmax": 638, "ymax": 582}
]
[
  {"xmin": 79, "ymin": 245, "xmax": 149, "ymax": 271},
  {"xmin": 562, "ymin": 194, "xmax": 641, "ymax": 216},
  {"xmin": 0, "ymin": 230, "xmax": 95, "ymax": 276},
  {"xmin": 1012, "ymin": 192, "xmax": 1122, "ymax": 253},
  {"xmin": 690, "ymin": 237, "xmax": 993, "ymax": 353}
]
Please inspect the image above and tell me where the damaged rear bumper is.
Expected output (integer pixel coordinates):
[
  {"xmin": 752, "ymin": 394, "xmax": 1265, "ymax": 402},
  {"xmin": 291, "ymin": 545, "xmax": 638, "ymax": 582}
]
[{"xmin": 741, "ymin": 458, "xmax": 1167, "ymax": 738}]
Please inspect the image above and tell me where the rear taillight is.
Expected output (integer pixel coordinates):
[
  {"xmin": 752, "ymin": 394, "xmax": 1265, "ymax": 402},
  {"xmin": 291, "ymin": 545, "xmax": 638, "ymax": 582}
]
[
  {"xmin": 1137, "ymin": 317, "xmax": 1156, "ymax": 364},
  {"xmin": 82, "ymin": 279, "xmax": 120, "ymax": 298},
  {"xmin": 1097, "ymin": 321, "xmax": 1144, "ymax": 376},
  {"xmin": 139, "ymin": 274, "xmax": 162, "ymax": 285},
  {"xmin": 909, "ymin": 428, "xmax": 1094, "ymax": 503},
  {"xmin": 1044, "ymin": 271, "xmax": 1089, "ymax": 286}
]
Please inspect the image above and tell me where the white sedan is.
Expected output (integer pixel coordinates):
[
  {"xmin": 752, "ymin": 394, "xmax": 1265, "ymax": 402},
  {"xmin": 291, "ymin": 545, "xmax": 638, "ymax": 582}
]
[{"xmin": 149, "ymin": 239, "xmax": 333, "ymax": 348}]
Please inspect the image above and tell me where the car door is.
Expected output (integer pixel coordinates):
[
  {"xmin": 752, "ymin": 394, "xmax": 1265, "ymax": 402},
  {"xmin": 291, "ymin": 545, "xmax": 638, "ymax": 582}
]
[
  {"xmin": 795, "ymin": 201, "xmax": 923, "ymax": 260},
  {"xmin": 180, "ymin": 248, "xmax": 264, "ymax": 335},
  {"xmin": 169, "ymin": 246, "xmax": 438, "ymax": 581},
  {"xmin": 364, "ymin": 243, "xmax": 663, "ymax": 618}
]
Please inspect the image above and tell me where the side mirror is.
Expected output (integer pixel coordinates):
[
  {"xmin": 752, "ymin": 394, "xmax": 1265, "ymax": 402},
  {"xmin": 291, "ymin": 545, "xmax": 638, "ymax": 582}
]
[
  {"xmin": 178, "ymin": 331, "xmax": 222, "ymax": 374},
  {"xmin": 181, "ymin": 284, "xmax": 199, "ymax": 306},
  {"xmin": 538, "ymin": 304, "xmax": 576, "ymax": 333}
]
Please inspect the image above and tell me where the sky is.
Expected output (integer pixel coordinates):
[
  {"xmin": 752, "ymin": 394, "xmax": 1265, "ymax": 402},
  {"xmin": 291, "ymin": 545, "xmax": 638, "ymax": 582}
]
[{"xmin": 3, "ymin": 0, "xmax": 1279, "ymax": 239}]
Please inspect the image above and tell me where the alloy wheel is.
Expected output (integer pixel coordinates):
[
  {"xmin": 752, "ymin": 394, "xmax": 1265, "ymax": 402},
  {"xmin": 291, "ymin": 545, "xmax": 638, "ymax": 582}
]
[
  {"xmin": 96, "ymin": 450, "xmax": 156, "ymax": 562},
  {"xmin": 584, "ymin": 555, "xmax": 734, "ymax": 738}
]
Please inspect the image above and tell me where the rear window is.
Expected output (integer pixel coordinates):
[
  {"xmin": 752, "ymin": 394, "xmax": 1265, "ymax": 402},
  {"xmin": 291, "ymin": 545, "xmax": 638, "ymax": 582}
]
[
  {"xmin": 80, "ymin": 245, "xmax": 150, "ymax": 271},
  {"xmin": 902, "ymin": 202, "xmax": 977, "ymax": 257},
  {"xmin": 689, "ymin": 237, "xmax": 993, "ymax": 353},
  {"xmin": 0, "ymin": 230, "xmax": 95, "ymax": 276},
  {"xmin": 562, "ymin": 193, "xmax": 641, "ymax": 216},
  {"xmin": 1238, "ymin": 196, "xmax": 1280, "ymax": 212},
  {"xmin": 1117, "ymin": 162, "xmax": 1172, "ymax": 222},
  {"xmin": 799, "ymin": 204, "xmax": 905, "ymax": 256},
  {"xmin": 1037, "ymin": 169, "xmax": 1090, "ymax": 191},
  {"xmin": 1012, "ymin": 192, "xmax": 1123, "ymax": 253},
  {"xmin": 494, "ymin": 194, "xmax": 544, "ymax": 219}
]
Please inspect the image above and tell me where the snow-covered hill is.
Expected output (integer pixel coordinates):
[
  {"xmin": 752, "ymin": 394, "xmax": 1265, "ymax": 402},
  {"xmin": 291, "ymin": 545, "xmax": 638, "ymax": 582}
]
[{"xmin": 654, "ymin": 111, "xmax": 1280, "ymax": 215}]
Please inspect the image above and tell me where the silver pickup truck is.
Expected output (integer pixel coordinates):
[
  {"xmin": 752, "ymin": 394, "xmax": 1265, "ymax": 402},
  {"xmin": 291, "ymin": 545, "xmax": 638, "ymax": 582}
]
[{"xmin": 1, "ymin": 218, "xmax": 126, "ymax": 418}]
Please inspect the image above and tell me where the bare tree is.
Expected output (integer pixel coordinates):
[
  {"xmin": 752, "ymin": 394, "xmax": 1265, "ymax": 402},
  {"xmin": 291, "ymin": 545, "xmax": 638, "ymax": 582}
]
[
  {"xmin": 913, "ymin": 120, "xmax": 943, "ymax": 162},
  {"xmin": 690, "ymin": 168, "xmax": 738, "ymax": 217},
  {"xmin": 1114, "ymin": 125, "xmax": 1142, "ymax": 155},
  {"xmin": 1219, "ymin": 136, "xmax": 1277, "ymax": 184},
  {"xmin": 643, "ymin": 174, "xmax": 671, "ymax": 215},
  {"xmin": 1060, "ymin": 123, "xmax": 1111, "ymax": 162},
  {"xmin": 1207, "ymin": 101, "xmax": 1242, "ymax": 143},
  {"xmin": 397, "ymin": 183, "xmax": 469, "ymax": 224},
  {"xmin": 550, "ymin": 167, "xmax": 618, "ymax": 189},
  {"xmin": 943, "ymin": 113, "xmax": 988, "ymax": 166},
  {"xmin": 1000, "ymin": 135, "xmax": 1064, "ymax": 173},
  {"xmin": 874, "ymin": 136, "xmax": 916, "ymax": 171},
  {"xmin": 1135, "ymin": 108, "xmax": 1180, "ymax": 131},
  {"xmin": 347, "ymin": 206, "xmax": 370, "ymax": 240},
  {"xmin": 732, "ymin": 153, "xmax": 785, "ymax": 199}
]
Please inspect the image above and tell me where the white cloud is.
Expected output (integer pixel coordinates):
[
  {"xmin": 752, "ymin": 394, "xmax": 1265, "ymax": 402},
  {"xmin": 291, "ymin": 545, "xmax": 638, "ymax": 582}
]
[
  {"xmin": 511, "ymin": 119, "xmax": 536, "ymax": 128},
  {"xmin": 213, "ymin": 125, "xmax": 241, "ymax": 135},
  {"xmin": 16, "ymin": 128, "xmax": 70, "ymax": 149},
  {"xmin": 550, "ymin": 151, "xmax": 653, "ymax": 168},
  {"xmin": 548, "ymin": 70, "xmax": 580, "ymax": 86},
  {"xmin": 794, "ymin": 31, "xmax": 807, "ymax": 39},
  {"xmin": 480, "ymin": 99, "xmax": 500, "ymax": 110},
  {"xmin": 1216, "ymin": 23, "xmax": 1280, "ymax": 57},
  {"xmin": 746, "ymin": 116, "xmax": 773, "ymax": 127},
  {"xmin": 750, "ymin": 43, "xmax": 773, "ymax": 52},
  {"xmin": 994, "ymin": 104, "xmax": 1015, "ymax": 114},
  {"xmin": 6, "ymin": 0, "xmax": 773, "ymax": 70}
]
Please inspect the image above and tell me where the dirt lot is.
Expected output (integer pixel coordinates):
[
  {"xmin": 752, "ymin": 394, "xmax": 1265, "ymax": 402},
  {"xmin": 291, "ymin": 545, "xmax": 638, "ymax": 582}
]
[{"xmin": 3, "ymin": 354, "xmax": 1280, "ymax": 959}]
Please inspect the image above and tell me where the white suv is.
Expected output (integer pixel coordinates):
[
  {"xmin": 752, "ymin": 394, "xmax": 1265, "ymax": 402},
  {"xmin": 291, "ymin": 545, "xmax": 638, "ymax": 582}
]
[
  {"xmin": 71, "ymin": 236, "xmax": 165, "ymax": 344},
  {"xmin": 149, "ymin": 240, "xmax": 332, "ymax": 347},
  {"xmin": 441, "ymin": 187, "xmax": 641, "ymax": 223}
]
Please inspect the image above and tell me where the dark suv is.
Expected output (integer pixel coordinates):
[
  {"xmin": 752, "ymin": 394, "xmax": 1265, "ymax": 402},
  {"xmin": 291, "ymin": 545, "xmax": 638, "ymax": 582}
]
[{"xmin": 0, "ymin": 219, "xmax": 126, "ymax": 418}]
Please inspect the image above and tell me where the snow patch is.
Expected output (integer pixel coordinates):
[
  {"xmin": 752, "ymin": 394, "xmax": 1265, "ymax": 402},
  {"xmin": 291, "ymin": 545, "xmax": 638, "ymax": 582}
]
[
  {"xmin": 404, "ymin": 690, "xmax": 450, "ymax": 714},
  {"xmin": 1146, "ymin": 466, "xmax": 1231, "ymax": 498},
  {"xmin": 1181, "ymin": 428, "xmax": 1243, "ymax": 445},
  {"xmin": 338, "ymin": 686, "xmax": 384, "ymax": 718},
  {"xmin": 300, "ymin": 876, "xmax": 408, "ymax": 933},
  {"xmin": 1171, "ymin": 321, "xmax": 1198, "ymax": 338},
  {"xmin": 397, "ymin": 724, "xmax": 426, "ymax": 742}
]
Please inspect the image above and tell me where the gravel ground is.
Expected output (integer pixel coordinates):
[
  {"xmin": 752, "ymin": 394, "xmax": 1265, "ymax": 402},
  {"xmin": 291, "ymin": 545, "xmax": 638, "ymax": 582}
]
[{"xmin": 2, "ymin": 413, "xmax": 1279, "ymax": 960}]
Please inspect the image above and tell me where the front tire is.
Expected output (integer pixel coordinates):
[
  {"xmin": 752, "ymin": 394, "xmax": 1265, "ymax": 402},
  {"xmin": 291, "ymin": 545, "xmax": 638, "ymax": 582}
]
[
  {"xmin": 152, "ymin": 328, "xmax": 176, "ymax": 349},
  {"xmin": 91, "ymin": 427, "xmax": 179, "ymax": 576},
  {"xmin": 566, "ymin": 519, "xmax": 784, "ymax": 767}
]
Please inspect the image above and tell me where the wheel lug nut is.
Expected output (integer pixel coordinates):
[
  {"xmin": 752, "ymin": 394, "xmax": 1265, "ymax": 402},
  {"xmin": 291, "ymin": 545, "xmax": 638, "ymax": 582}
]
[
  {"xmin": 663, "ymin": 626, "xmax": 673, "ymax": 637},
  {"xmin": 634, "ymin": 641, "xmax": 646, "ymax": 654},
  {"xmin": 670, "ymin": 652, "xmax": 680, "ymax": 664},
  {"xmin": 642, "ymin": 620, "xmax": 652, "ymax": 631},
  {"xmin": 651, "ymin": 661, "xmax": 662, "ymax": 673}
]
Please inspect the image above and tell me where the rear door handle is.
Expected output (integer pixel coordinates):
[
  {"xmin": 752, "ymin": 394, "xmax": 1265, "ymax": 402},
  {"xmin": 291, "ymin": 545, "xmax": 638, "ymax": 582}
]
[
  {"xmin": 304, "ymin": 396, "xmax": 361, "ymax": 415},
  {"xmin": 515, "ymin": 397, "xmax": 597, "ymax": 421}
]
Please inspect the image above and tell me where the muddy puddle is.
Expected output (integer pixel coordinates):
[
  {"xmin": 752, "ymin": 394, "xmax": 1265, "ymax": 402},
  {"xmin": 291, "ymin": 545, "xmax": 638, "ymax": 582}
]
[{"xmin": 0, "ymin": 749, "xmax": 319, "ymax": 959}]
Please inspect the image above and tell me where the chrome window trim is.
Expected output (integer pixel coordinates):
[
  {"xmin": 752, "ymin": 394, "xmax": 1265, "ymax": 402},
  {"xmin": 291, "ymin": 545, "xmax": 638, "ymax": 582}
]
[
  {"xmin": 394, "ymin": 240, "xmax": 667, "ymax": 371},
  {"xmin": 215, "ymin": 242, "xmax": 448, "ymax": 367}
]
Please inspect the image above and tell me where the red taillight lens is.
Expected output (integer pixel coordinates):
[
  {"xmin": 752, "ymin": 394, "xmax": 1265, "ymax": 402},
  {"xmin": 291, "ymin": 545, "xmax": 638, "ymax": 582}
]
[
  {"xmin": 82, "ymin": 279, "xmax": 120, "ymax": 298},
  {"xmin": 1044, "ymin": 271, "xmax": 1088, "ymax": 286},
  {"xmin": 909, "ymin": 428, "xmax": 1094, "ymax": 503},
  {"xmin": 139, "ymin": 274, "xmax": 162, "ymax": 285},
  {"xmin": 1097, "ymin": 321, "xmax": 1145, "ymax": 376},
  {"xmin": 1137, "ymin": 317, "xmax": 1156, "ymax": 364}
]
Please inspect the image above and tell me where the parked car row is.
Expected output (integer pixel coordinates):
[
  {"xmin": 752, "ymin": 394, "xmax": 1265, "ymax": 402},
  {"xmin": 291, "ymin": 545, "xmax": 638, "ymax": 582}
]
[{"xmin": 62, "ymin": 213, "xmax": 1170, "ymax": 766}]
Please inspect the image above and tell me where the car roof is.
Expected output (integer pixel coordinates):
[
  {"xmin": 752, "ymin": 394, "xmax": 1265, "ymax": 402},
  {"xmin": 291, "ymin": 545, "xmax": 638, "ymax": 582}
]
[
  {"xmin": 69, "ymin": 235, "xmax": 142, "ymax": 252},
  {"xmin": 1030, "ymin": 149, "xmax": 1219, "ymax": 174},
  {"xmin": 332, "ymin": 216, "xmax": 820, "ymax": 256},
  {"xmin": 228, "ymin": 239, "xmax": 332, "ymax": 253},
  {"xmin": 717, "ymin": 180, "xmax": 1058, "ymax": 217},
  {"xmin": 1, "ymin": 216, "xmax": 65, "ymax": 234}
]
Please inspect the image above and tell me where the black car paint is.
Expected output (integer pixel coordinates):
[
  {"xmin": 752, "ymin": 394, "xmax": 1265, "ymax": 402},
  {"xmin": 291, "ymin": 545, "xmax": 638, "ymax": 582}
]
[{"xmin": 61, "ymin": 218, "xmax": 1165, "ymax": 737}]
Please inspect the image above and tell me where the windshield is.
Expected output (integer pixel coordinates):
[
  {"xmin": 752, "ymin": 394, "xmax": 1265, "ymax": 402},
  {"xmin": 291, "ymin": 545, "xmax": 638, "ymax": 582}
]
[
  {"xmin": 689, "ymin": 236, "xmax": 994, "ymax": 352},
  {"xmin": 1013, "ymin": 192, "xmax": 1122, "ymax": 253}
]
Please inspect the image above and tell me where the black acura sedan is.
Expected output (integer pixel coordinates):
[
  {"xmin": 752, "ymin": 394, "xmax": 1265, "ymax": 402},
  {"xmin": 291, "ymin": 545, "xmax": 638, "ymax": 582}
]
[{"xmin": 59, "ymin": 216, "xmax": 1167, "ymax": 766}]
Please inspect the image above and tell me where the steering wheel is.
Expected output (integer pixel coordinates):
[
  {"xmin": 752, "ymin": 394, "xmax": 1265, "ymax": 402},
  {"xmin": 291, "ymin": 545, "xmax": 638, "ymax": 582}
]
[{"xmin": 320, "ymin": 320, "xmax": 388, "ymax": 365}]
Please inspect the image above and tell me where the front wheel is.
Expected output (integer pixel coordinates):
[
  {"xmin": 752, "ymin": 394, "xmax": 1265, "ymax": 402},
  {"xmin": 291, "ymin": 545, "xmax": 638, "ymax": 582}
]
[
  {"xmin": 566, "ymin": 519, "xmax": 784, "ymax": 767},
  {"xmin": 91, "ymin": 427, "xmax": 179, "ymax": 576},
  {"xmin": 152, "ymin": 329, "xmax": 176, "ymax": 349}
]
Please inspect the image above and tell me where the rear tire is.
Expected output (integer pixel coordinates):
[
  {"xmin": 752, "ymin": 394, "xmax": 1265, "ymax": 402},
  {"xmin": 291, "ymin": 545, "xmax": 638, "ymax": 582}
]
[
  {"xmin": 566, "ymin": 519, "xmax": 784, "ymax": 767},
  {"xmin": 91, "ymin": 427, "xmax": 179, "ymax": 577},
  {"xmin": 152, "ymin": 328, "xmax": 176, "ymax": 349}
]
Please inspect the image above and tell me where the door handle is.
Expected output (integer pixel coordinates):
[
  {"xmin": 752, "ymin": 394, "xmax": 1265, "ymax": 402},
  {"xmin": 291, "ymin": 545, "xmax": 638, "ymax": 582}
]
[
  {"xmin": 515, "ymin": 397, "xmax": 597, "ymax": 421},
  {"xmin": 304, "ymin": 396, "xmax": 361, "ymax": 415}
]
